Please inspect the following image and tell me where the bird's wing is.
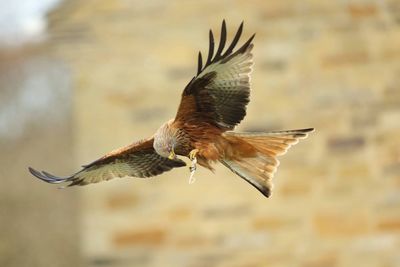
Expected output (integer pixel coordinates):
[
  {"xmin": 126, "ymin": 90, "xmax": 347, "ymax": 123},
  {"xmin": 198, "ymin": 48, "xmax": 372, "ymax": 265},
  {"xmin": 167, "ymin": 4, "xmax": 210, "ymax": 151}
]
[
  {"xmin": 175, "ymin": 20, "xmax": 255, "ymax": 131},
  {"xmin": 29, "ymin": 138, "xmax": 186, "ymax": 186}
]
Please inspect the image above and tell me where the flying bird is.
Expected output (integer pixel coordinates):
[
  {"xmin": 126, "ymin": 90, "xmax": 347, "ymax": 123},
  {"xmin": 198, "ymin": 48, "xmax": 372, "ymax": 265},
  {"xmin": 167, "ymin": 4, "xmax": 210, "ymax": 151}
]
[{"xmin": 29, "ymin": 21, "xmax": 313, "ymax": 197}]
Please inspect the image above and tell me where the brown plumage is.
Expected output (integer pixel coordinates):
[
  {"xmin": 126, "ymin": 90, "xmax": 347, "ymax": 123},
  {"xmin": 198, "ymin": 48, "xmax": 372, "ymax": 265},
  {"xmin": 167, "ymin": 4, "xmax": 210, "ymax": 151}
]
[{"xmin": 29, "ymin": 20, "xmax": 313, "ymax": 197}]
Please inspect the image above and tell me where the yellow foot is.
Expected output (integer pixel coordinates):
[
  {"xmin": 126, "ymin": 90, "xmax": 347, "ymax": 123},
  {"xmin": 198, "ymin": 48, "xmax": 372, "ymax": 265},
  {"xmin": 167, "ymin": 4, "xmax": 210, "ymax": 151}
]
[
  {"xmin": 188, "ymin": 149, "xmax": 199, "ymax": 184},
  {"xmin": 189, "ymin": 149, "xmax": 199, "ymax": 160}
]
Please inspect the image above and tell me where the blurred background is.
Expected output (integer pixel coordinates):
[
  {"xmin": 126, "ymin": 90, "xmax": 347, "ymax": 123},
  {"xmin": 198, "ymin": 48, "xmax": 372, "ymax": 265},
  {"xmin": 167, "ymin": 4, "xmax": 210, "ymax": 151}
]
[{"xmin": 1, "ymin": 0, "xmax": 400, "ymax": 266}]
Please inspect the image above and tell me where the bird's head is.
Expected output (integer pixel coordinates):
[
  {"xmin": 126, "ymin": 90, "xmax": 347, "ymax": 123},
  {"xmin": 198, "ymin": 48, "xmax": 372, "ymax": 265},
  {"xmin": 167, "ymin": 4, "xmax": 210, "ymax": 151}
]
[{"xmin": 153, "ymin": 120, "xmax": 178, "ymax": 159}]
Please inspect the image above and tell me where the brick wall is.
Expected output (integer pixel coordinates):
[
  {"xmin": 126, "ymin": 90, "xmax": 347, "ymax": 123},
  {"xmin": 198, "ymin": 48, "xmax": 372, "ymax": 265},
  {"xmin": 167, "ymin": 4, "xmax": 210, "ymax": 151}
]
[{"xmin": 48, "ymin": 0, "xmax": 400, "ymax": 266}]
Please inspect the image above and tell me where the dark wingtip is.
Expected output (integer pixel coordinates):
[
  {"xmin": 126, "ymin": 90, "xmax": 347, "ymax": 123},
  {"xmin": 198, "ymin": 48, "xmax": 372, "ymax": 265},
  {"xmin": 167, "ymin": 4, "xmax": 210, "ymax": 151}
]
[
  {"xmin": 239, "ymin": 33, "xmax": 256, "ymax": 52},
  {"xmin": 197, "ymin": 51, "xmax": 203, "ymax": 75},
  {"xmin": 260, "ymin": 187, "xmax": 271, "ymax": 198},
  {"xmin": 206, "ymin": 29, "xmax": 215, "ymax": 66},
  {"xmin": 28, "ymin": 167, "xmax": 49, "ymax": 182},
  {"xmin": 28, "ymin": 167, "xmax": 69, "ymax": 184},
  {"xmin": 214, "ymin": 19, "xmax": 227, "ymax": 61},
  {"xmin": 222, "ymin": 21, "xmax": 244, "ymax": 58}
]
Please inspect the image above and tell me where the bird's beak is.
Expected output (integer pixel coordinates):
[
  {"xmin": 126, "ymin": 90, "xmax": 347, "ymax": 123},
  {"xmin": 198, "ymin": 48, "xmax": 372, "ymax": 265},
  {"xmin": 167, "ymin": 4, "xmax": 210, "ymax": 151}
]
[{"xmin": 168, "ymin": 149, "xmax": 176, "ymax": 160}]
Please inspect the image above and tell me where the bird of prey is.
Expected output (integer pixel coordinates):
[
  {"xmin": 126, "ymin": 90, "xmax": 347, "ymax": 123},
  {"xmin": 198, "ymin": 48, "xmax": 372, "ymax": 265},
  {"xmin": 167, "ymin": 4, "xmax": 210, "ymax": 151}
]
[{"xmin": 29, "ymin": 20, "xmax": 313, "ymax": 197}]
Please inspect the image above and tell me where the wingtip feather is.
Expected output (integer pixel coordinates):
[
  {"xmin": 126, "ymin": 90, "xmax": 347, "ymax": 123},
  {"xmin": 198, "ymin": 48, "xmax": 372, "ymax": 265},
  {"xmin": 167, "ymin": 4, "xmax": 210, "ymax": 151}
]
[
  {"xmin": 206, "ymin": 29, "xmax": 215, "ymax": 66},
  {"xmin": 197, "ymin": 20, "xmax": 255, "ymax": 74},
  {"xmin": 28, "ymin": 167, "xmax": 70, "ymax": 184},
  {"xmin": 222, "ymin": 21, "xmax": 244, "ymax": 57},
  {"xmin": 197, "ymin": 51, "xmax": 203, "ymax": 75},
  {"xmin": 214, "ymin": 20, "xmax": 227, "ymax": 60}
]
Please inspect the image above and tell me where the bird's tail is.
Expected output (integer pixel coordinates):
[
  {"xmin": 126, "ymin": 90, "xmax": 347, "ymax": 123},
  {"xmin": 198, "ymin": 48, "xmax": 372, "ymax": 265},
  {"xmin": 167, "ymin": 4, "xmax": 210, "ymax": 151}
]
[{"xmin": 220, "ymin": 128, "xmax": 314, "ymax": 197}]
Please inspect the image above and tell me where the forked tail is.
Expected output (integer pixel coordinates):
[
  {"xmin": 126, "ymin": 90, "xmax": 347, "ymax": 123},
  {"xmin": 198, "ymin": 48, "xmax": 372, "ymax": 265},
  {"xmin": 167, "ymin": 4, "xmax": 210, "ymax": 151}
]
[{"xmin": 220, "ymin": 128, "xmax": 314, "ymax": 197}]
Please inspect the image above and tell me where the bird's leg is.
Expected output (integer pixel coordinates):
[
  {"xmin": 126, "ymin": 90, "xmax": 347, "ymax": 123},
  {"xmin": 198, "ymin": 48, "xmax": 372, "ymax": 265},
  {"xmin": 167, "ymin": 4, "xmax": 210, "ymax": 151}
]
[{"xmin": 188, "ymin": 149, "xmax": 199, "ymax": 184}]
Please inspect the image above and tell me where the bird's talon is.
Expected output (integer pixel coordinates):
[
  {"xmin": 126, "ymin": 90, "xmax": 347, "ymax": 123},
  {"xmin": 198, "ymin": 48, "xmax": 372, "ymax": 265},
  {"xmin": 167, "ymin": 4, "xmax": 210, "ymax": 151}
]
[{"xmin": 189, "ymin": 149, "xmax": 199, "ymax": 160}]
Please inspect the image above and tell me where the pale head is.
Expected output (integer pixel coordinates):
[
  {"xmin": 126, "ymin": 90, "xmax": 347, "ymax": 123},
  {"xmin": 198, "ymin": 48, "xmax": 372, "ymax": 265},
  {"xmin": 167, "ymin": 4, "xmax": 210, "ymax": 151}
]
[{"xmin": 153, "ymin": 120, "xmax": 178, "ymax": 159}]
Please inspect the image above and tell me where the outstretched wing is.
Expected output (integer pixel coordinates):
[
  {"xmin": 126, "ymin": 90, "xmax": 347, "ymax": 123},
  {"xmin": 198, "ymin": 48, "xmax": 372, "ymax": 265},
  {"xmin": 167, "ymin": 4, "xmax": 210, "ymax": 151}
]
[
  {"xmin": 175, "ymin": 20, "xmax": 255, "ymax": 131},
  {"xmin": 29, "ymin": 138, "xmax": 186, "ymax": 186}
]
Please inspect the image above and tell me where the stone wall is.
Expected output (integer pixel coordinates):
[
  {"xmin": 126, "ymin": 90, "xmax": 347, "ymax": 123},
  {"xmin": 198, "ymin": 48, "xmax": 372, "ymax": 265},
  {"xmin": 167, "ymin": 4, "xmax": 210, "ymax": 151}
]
[
  {"xmin": 0, "ymin": 48, "xmax": 81, "ymax": 267},
  {"xmin": 47, "ymin": 0, "xmax": 400, "ymax": 266}
]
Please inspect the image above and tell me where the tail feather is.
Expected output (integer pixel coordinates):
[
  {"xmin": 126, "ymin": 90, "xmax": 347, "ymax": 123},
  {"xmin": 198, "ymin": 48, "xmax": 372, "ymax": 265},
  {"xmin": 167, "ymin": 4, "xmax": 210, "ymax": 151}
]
[{"xmin": 221, "ymin": 128, "xmax": 313, "ymax": 197}]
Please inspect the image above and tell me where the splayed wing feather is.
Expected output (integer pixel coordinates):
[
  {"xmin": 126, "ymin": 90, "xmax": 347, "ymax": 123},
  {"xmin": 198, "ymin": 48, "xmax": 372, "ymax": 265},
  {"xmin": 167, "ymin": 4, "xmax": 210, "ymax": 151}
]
[
  {"xmin": 176, "ymin": 20, "xmax": 255, "ymax": 131},
  {"xmin": 197, "ymin": 52, "xmax": 203, "ymax": 75},
  {"xmin": 222, "ymin": 22, "xmax": 243, "ymax": 57},
  {"xmin": 205, "ymin": 30, "xmax": 215, "ymax": 67},
  {"xmin": 214, "ymin": 20, "xmax": 227, "ymax": 61}
]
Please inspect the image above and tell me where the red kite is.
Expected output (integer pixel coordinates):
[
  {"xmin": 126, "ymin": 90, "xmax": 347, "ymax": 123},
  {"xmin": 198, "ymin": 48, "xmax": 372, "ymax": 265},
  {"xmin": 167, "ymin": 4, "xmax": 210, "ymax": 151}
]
[{"xmin": 29, "ymin": 21, "xmax": 313, "ymax": 197}]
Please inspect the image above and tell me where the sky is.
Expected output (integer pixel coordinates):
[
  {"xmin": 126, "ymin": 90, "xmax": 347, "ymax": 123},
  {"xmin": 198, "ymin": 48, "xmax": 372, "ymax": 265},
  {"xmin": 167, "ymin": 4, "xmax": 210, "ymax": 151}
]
[{"xmin": 0, "ymin": 0, "xmax": 61, "ymax": 46}]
